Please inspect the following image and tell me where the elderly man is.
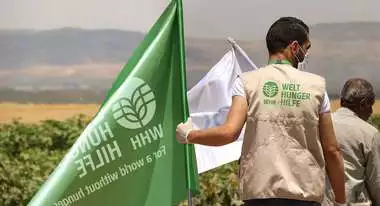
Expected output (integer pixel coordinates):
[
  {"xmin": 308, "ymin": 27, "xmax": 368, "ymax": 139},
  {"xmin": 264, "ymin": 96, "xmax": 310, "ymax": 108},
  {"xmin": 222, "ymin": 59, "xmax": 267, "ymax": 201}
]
[{"xmin": 325, "ymin": 78, "xmax": 380, "ymax": 206}]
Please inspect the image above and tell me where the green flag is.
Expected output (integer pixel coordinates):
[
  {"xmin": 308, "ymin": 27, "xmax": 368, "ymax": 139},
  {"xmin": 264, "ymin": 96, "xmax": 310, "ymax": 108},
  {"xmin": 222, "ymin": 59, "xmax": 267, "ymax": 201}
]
[{"xmin": 29, "ymin": 1, "xmax": 199, "ymax": 205}]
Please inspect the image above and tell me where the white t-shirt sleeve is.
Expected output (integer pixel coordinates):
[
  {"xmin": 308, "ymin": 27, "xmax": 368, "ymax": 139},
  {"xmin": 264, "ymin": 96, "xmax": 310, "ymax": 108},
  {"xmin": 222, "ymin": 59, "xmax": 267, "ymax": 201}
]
[
  {"xmin": 232, "ymin": 77, "xmax": 246, "ymax": 98},
  {"xmin": 320, "ymin": 92, "xmax": 331, "ymax": 114}
]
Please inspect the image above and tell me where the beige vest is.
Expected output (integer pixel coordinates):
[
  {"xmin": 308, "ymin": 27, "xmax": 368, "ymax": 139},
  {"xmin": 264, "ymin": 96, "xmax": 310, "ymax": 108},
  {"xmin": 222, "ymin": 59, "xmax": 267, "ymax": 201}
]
[{"xmin": 239, "ymin": 64, "xmax": 326, "ymax": 203}]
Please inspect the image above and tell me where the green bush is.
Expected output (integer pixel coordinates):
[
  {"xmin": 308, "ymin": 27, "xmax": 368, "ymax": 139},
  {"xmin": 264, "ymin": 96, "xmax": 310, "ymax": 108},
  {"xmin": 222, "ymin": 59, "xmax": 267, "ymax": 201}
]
[
  {"xmin": 189, "ymin": 162, "xmax": 243, "ymax": 206},
  {"xmin": 370, "ymin": 114, "xmax": 380, "ymax": 129},
  {"xmin": 0, "ymin": 114, "xmax": 242, "ymax": 206},
  {"xmin": 0, "ymin": 115, "xmax": 90, "ymax": 206},
  {"xmin": 1, "ymin": 114, "xmax": 380, "ymax": 206}
]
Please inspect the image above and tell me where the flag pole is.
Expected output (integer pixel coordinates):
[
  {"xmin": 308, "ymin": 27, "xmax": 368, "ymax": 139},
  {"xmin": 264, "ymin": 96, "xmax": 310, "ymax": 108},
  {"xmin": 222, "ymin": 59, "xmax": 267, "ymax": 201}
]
[
  {"xmin": 176, "ymin": 0, "xmax": 197, "ymax": 205},
  {"xmin": 227, "ymin": 37, "xmax": 259, "ymax": 70}
]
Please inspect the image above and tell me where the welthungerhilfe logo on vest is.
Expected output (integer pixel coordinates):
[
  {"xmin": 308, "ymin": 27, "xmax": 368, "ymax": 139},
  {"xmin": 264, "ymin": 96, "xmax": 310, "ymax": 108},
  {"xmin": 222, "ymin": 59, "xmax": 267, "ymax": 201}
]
[{"xmin": 263, "ymin": 80, "xmax": 311, "ymax": 107}]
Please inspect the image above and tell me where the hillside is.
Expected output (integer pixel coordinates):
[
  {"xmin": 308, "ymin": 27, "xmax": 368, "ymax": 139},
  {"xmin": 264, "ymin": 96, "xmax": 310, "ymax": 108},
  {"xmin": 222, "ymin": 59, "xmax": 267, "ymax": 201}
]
[{"xmin": 0, "ymin": 22, "xmax": 380, "ymax": 102}]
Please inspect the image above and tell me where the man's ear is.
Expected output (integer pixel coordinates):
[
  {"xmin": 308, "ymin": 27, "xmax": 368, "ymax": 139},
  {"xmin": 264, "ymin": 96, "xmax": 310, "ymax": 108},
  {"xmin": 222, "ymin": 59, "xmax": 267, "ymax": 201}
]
[
  {"xmin": 359, "ymin": 98, "xmax": 369, "ymax": 110},
  {"xmin": 288, "ymin": 41, "xmax": 299, "ymax": 54}
]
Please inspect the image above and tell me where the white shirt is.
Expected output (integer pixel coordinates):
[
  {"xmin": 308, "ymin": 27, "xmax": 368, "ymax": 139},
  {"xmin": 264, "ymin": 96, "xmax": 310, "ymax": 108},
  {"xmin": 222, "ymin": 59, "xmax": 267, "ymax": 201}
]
[{"xmin": 232, "ymin": 77, "xmax": 331, "ymax": 114}]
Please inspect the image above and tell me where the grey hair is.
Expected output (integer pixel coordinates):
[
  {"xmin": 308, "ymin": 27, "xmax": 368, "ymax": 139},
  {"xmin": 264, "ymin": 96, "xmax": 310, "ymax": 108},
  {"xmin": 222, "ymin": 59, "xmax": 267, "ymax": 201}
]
[{"xmin": 341, "ymin": 78, "xmax": 375, "ymax": 105}]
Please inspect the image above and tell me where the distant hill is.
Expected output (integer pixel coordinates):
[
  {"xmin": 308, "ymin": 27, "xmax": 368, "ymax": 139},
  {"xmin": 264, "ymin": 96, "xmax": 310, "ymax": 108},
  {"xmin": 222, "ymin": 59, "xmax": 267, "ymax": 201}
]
[
  {"xmin": 0, "ymin": 22, "xmax": 380, "ymax": 103},
  {"xmin": 0, "ymin": 88, "xmax": 106, "ymax": 104},
  {"xmin": 0, "ymin": 28, "xmax": 143, "ymax": 69},
  {"xmin": 311, "ymin": 22, "xmax": 380, "ymax": 41}
]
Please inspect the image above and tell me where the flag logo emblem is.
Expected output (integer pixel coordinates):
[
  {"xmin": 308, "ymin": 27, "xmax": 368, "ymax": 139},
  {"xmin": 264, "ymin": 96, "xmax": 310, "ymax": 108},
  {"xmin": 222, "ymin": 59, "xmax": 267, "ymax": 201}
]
[{"xmin": 112, "ymin": 77, "xmax": 156, "ymax": 129}]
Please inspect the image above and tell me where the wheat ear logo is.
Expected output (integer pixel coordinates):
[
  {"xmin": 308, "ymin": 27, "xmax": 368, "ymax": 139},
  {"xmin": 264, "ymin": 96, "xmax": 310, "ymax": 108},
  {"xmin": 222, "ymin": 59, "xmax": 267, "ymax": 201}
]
[
  {"xmin": 112, "ymin": 77, "xmax": 156, "ymax": 129},
  {"xmin": 263, "ymin": 81, "xmax": 279, "ymax": 98}
]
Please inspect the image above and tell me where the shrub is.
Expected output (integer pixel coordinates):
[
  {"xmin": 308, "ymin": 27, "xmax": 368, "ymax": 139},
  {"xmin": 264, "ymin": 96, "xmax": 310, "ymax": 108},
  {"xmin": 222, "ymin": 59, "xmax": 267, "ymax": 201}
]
[{"xmin": 1, "ymin": 114, "xmax": 380, "ymax": 205}]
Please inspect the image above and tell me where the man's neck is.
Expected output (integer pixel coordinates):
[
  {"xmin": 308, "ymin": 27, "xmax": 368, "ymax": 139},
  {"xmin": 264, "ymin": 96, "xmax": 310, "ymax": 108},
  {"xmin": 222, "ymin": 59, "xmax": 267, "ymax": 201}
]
[
  {"xmin": 268, "ymin": 53, "xmax": 293, "ymax": 66},
  {"xmin": 341, "ymin": 106, "xmax": 365, "ymax": 120},
  {"xmin": 269, "ymin": 53, "xmax": 288, "ymax": 61}
]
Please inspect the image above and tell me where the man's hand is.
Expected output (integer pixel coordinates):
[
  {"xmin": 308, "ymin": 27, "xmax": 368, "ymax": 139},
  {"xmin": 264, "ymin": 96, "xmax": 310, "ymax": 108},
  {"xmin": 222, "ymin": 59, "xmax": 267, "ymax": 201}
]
[
  {"xmin": 176, "ymin": 96, "xmax": 247, "ymax": 146},
  {"xmin": 176, "ymin": 118, "xmax": 193, "ymax": 144}
]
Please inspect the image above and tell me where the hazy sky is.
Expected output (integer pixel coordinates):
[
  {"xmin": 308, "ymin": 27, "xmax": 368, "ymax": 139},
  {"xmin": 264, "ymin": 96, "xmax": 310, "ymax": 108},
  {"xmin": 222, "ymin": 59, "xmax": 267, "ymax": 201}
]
[{"xmin": 1, "ymin": 0, "xmax": 380, "ymax": 40}]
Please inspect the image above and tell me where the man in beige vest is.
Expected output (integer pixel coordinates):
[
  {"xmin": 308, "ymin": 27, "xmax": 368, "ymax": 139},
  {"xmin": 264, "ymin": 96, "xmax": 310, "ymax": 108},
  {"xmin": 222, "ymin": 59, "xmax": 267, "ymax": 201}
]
[
  {"xmin": 176, "ymin": 17, "xmax": 346, "ymax": 206},
  {"xmin": 325, "ymin": 79, "xmax": 380, "ymax": 206}
]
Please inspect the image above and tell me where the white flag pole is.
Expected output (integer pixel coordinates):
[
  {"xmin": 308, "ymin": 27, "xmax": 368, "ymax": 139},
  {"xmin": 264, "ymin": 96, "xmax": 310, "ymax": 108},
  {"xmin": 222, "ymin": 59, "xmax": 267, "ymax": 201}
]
[{"xmin": 227, "ymin": 37, "xmax": 259, "ymax": 70}]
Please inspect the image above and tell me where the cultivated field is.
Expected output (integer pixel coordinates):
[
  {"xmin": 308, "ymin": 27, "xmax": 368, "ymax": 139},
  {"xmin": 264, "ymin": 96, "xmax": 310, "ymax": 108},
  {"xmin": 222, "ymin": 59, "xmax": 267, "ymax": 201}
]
[
  {"xmin": 0, "ymin": 100, "xmax": 380, "ymax": 123},
  {"xmin": 0, "ymin": 103, "xmax": 99, "ymax": 123}
]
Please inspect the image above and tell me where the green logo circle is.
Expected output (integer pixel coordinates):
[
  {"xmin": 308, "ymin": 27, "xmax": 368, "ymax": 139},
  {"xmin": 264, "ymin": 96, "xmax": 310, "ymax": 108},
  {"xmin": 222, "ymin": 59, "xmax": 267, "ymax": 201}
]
[{"xmin": 263, "ymin": 81, "xmax": 279, "ymax": 98}]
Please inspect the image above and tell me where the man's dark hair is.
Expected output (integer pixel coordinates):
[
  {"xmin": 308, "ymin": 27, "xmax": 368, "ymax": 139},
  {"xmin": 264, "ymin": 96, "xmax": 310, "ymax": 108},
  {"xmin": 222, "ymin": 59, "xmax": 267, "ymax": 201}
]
[
  {"xmin": 266, "ymin": 17, "xmax": 309, "ymax": 54},
  {"xmin": 340, "ymin": 78, "xmax": 375, "ymax": 108}
]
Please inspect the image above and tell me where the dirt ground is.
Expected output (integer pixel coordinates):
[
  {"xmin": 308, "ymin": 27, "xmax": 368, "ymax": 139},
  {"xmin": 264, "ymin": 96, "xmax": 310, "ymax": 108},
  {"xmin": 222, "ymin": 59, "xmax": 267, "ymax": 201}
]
[{"xmin": 0, "ymin": 100, "xmax": 379, "ymax": 123}]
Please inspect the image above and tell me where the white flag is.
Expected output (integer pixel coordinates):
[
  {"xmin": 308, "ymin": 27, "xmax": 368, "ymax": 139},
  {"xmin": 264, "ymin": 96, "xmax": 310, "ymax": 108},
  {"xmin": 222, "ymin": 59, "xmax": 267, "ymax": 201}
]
[{"xmin": 188, "ymin": 38, "xmax": 257, "ymax": 173}]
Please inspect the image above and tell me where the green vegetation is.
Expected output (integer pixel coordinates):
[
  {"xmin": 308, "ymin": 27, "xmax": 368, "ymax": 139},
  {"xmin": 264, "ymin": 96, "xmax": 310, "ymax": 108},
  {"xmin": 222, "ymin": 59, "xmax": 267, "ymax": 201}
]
[{"xmin": 1, "ymin": 114, "xmax": 379, "ymax": 206}]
